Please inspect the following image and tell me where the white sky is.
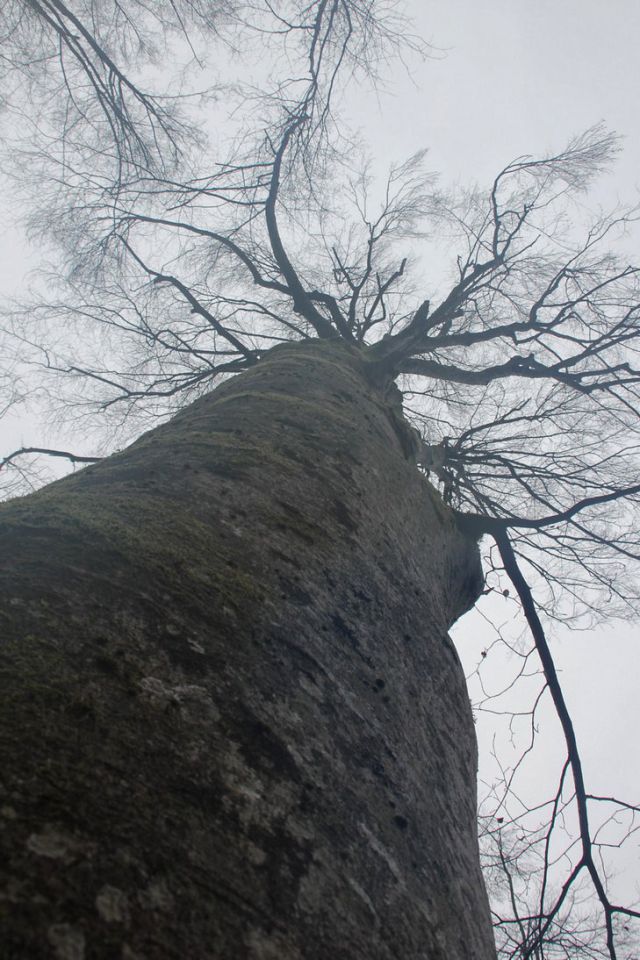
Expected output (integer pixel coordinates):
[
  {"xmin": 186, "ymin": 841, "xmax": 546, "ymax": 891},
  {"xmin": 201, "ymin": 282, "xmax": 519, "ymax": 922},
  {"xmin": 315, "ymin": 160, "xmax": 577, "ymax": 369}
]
[{"xmin": 1, "ymin": 0, "xmax": 638, "ymax": 934}]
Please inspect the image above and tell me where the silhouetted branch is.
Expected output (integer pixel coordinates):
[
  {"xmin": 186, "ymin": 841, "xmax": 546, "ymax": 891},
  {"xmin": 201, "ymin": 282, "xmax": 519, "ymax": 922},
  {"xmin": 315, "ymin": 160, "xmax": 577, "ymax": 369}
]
[
  {"xmin": 1, "ymin": 446, "xmax": 102, "ymax": 470},
  {"xmin": 494, "ymin": 528, "xmax": 640, "ymax": 959}
]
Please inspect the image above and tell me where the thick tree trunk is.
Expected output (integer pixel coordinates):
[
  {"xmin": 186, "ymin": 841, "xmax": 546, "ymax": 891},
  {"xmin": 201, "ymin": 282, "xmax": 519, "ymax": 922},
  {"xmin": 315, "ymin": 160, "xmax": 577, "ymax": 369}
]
[{"xmin": 0, "ymin": 340, "xmax": 496, "ymax": 959}]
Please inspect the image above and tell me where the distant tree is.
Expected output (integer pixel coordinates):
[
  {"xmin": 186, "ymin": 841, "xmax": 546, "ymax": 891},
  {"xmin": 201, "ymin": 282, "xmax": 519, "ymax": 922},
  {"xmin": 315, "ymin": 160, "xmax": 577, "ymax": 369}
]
[{"xmin": 1, "ymin": 2, "xmax": 639, "ymax": 957}]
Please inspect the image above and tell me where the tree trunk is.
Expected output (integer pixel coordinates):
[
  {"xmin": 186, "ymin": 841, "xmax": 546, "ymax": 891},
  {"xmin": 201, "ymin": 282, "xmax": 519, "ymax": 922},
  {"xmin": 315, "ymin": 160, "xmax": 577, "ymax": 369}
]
[{"xmin": 0, "ymin": 340, "xmax": 496, "ymax": 959}]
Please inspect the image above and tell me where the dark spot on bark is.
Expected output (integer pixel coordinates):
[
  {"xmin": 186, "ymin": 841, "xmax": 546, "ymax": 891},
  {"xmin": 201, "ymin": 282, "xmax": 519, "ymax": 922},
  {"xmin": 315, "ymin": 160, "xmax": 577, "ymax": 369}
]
[
  {"xmin": 250, "ymin": 820, "xmax": 314, "ymax": 912},
  {"xmin": 323, "ymin": 568, "xmax": 337, "ymax": 588},
  {"xmin": 162, "ymin": 636, "xmax": 208, "ymax": 675},
  {"xmin": 353, "ymin": 588, "xmax": 372, "ymax": 603},
  {"xmin": 374, "ymin": 678, "xmax": 385, "ymax": 690},
  {"xmin": 275, "ymin": 521, "xmax": 315, "ymax": 546},
  {"xmin": 332, "ymin": 498, "xmax": 358, "ymax": 533},
  {"xmin": 298, "ymin": 783, "xmax": 317, "ymax": 813},
  {"xmin": 170, "ymin": 775, "xmax": 226, "ymax": 814},
  {"xmin": 393, "ymin": 815, "xmax": 409, "ymax": 831},
  {"xmin": 279, "ymin": 579, "xmax": 313, "ymax": 606},
  {"xmin": 334, "ymin": 462, "xmax": 353, "ymax": 481},
  {"xmin": 270, "ymin": 548, "xmax": 296, "ymax": 566},
  {"xmin": 208, "ymin": 463, "xmax": 245, "ymax": 481},
  {"xmin": 92, "ymin": 654, "xmax": 119, "ymax": 676},
  {"xmin": 232, "ymin": 707, "xmax": 301, "ymax": 784},
  {"xmin": 67, "ymin": 700, "xmax": 95, "ymax": 722},
  {"xmin": 330, "ymin": 612, "xmax": 359, "ymax": 650}
]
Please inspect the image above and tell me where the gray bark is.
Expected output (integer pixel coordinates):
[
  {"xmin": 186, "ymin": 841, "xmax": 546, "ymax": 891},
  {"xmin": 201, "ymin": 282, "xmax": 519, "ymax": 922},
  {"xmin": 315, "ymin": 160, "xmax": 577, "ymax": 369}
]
[{"xmin": 0, "ymin": 339, "xmax": 496, "ymax": 959}]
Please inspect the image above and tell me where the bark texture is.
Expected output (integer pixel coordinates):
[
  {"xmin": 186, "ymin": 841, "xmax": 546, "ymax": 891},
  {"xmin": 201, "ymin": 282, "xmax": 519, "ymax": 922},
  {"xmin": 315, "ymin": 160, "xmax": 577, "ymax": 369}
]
[{"xmin": 0, "ymin": 339, "xmax": 496, "ymax": 959}]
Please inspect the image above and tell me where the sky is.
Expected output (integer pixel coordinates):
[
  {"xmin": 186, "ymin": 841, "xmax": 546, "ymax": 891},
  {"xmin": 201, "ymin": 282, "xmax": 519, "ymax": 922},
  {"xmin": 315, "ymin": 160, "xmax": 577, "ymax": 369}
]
[
  {"xmin": 1, "ymin": 0, "xmax": 639, "ymax": 938},
  {"xmin": 378, "ymin": 0, "xmax": 640, "ymax": 191}
]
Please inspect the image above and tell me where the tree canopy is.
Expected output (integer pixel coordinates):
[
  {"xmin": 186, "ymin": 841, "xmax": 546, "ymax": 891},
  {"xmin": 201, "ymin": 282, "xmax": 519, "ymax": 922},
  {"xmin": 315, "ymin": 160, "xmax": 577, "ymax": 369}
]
[{"xmin": 1, "ymin": 2, "xmax": 639, "ymax": 956}]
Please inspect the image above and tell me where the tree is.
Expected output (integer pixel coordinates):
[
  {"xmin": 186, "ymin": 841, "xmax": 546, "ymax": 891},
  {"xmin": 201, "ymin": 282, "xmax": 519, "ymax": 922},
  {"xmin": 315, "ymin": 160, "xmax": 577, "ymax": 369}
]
[{"xmin": 1, "ymin": 2, "xmax": 639, "ymax": 957}]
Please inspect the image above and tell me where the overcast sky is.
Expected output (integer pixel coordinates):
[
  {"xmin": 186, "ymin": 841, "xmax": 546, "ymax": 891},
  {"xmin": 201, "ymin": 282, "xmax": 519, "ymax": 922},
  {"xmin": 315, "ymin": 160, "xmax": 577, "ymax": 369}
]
[{"xmin": 1, "ymin": 0, "xmax": 638, "ymax": 930}]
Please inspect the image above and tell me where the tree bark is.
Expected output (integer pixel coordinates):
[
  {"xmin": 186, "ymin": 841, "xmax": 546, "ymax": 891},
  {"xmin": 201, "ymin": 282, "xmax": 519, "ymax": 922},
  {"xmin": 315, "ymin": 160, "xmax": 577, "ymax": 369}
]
[{"xmin": 0, "ymin": 339, "xmax": 496, "ymax": 959}]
